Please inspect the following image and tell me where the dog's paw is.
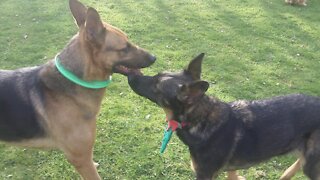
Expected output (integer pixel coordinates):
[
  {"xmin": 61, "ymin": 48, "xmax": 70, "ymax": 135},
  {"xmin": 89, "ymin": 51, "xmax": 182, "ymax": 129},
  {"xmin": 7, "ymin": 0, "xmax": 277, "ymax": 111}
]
[
  {"xmin": 190, "ymin": 161, "xmax": 195, "ymax": 172},
  {"xmin": 237, "ymin": 176, "xmax": 246, "ymax": 180},
  {"xmin": 93, "ymin": 162, "xmax": 99, "ymax": 168},
  {"xmin": 227, "ymin": 172, "xmax": 246, "ymax": 180}
]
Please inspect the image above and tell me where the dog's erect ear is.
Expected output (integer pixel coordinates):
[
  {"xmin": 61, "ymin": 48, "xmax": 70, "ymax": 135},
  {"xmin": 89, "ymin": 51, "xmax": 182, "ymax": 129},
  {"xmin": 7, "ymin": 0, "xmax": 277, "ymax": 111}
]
[
  {"xmin": 186, "ymin": 53, "xmax": 205, "ymax": 80},
  {"xmin": 85, "ymin": 7, "xmax": 106, "ymax": 46},
  {"xmin": 178, "ymin": 80, "xmax": 209, "ymax": 104},
  {"xmin": 69, "ymin": 0, "xmax": 87, "ymax": 27}
]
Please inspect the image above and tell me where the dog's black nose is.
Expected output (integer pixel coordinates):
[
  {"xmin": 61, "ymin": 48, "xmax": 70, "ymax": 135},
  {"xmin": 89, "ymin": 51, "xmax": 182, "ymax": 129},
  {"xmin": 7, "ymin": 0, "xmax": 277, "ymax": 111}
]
[{"xmin": 149, "ymin": 54, "xmax": 156, "ymax": 63}]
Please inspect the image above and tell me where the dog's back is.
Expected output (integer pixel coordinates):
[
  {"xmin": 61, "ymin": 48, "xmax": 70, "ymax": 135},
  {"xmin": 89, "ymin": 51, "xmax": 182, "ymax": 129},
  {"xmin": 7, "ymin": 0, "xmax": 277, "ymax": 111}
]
[
  {"xmin": 0, "ymin": 66, "xmax": 46, "ymax": 142},
  {"xmin": 229, "ymin": 94, "xmax": 320, "ymax": 168}
]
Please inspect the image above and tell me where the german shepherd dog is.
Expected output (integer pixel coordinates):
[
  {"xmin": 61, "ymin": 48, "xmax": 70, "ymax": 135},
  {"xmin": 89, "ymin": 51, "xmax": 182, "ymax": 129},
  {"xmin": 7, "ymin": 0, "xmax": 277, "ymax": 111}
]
[
  {"xmin": 0, "ymin": 0, "xmax": 155, "ymax": 179},
  {"xmin": 128, "ymin": 53, "xmax": 320, "ymax": 180}
]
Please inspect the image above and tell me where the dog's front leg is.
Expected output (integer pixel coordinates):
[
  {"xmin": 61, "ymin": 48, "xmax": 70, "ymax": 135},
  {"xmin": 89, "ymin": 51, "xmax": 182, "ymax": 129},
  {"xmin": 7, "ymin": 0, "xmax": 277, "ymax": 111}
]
[
  {"xmin": 55, "ymin": 121, "xmax": 101, "ymax": 180},
  {"xmin": 65, "ymin": 150, "xmax": 100, "ymax": 180},
  {"xmin": 71, "ymin": 159, "xmax": 100, "ymax": 180},
  {"xmin": 63, "ymin": 144, "xmax": 100, "ymax": 180}
]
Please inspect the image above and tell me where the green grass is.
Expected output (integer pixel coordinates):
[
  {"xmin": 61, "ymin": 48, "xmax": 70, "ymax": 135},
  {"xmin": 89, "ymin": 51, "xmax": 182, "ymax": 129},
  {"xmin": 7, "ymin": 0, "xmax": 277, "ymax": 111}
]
[{"xmin": 1, "ymin": 0, "xmax": 320, "ymax": 179}]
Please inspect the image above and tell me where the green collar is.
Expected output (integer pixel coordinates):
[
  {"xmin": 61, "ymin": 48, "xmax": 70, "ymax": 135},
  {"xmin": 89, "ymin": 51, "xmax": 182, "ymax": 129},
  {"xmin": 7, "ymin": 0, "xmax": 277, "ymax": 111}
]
[{"xmin": 54, "ymin": 55, "xmax": 112, "ymax": 89}]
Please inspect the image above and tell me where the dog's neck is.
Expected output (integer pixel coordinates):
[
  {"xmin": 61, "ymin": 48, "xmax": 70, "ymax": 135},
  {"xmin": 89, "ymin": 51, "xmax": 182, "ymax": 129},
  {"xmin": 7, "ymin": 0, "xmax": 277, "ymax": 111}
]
[
  {"xmin": 58, "ymin": 34, "xmax": 111, "ymax": 82},
  {"xmin": 58, "ymin": 36, "xmax": 86, "ymax": 79},
  {"xmin": 174, "ymin": 95, "xmax": 232, "ymax": 147},
  {"xmin": 40, "ymin": 34, "xmax": 108, "ymax": 100},
  {"xmin": 180, "ymin": 95, "xmax": 229, "ymax": 125}
]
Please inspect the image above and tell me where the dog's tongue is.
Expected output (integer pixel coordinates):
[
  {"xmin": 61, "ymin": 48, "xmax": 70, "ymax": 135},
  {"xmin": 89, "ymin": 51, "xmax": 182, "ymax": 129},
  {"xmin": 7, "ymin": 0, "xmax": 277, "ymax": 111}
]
[{"xmin": 115, "ymin": 65, "xmax": 142, "ymax": 76}]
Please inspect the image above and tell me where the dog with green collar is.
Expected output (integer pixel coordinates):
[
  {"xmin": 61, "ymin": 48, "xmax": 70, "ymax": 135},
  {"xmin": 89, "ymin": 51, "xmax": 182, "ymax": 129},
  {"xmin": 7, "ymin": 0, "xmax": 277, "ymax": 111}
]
[{"xmin": 0, "ymin": 0, "xmax": 155, "ymax": 179}]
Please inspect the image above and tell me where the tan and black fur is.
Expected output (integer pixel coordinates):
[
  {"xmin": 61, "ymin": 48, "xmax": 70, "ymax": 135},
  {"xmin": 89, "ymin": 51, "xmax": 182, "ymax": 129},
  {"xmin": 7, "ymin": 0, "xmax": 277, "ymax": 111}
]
[
  {"xmin": 0, "ymin": 0, "xmax": 155, "ymax": 179},
  {"xmin": 128, "ymin": 53, "xmax": 320, "ymax": 180}
]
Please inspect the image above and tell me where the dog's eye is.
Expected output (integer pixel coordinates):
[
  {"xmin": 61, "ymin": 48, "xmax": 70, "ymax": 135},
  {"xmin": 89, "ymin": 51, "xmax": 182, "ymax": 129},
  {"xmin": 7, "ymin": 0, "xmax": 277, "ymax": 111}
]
[
  {"xmin": 119, "ymin": 43, "xmax": 131, "ymax": 53},
  {"xmin": 125, "ymin": 43, "xmax": 132, "ymax": 52}
]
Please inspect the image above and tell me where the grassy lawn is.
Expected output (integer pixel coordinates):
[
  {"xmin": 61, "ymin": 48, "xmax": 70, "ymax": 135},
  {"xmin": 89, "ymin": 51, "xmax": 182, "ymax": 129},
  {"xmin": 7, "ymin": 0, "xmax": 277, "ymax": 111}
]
[{"xmin": 1, "ymin": 0, "xmax": 320, "ymax": 179}]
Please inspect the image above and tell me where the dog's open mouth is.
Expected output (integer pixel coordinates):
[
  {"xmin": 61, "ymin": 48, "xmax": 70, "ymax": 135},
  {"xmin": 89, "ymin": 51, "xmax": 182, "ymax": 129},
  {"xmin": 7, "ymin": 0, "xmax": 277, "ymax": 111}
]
[{"xmin": 113, "ymin": 65, "xmax": 143, "ymax": 76}]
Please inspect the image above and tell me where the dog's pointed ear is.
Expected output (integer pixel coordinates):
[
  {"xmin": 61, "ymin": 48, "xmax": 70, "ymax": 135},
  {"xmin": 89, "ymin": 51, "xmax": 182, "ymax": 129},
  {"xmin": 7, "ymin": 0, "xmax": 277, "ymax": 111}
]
[
  {"xmin": 178, "ymin": 80, "xmax": 209, "ymax": 104},
  {"xmin": 186, "ymin": 53, "xmax": 205, "ymax": 80},
  {"xmin": 85, "ymin": 7, "xmax": 106, "ymax": 46},
  {"xmin": 69, "ymin": 0, "xmax": 87, "ymax": 27}
]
